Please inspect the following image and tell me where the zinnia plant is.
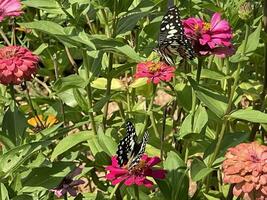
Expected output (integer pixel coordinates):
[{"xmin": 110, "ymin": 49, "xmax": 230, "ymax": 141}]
[
  {"xmin": 183, "ymin": 13, "xmax": 234, "ymax": 57},
  {"xmin": 106, "ymin": 155, "xmax": 166, "ymax": 188},
  {"xmin": 135, "ymin": 61, "xmax": 175, "ymax": 84},
  {"xmin": 0, "ymin": 46, "xmax": 39, "ymax": 85},
  {"xmin": 0, "ymin": 0, "xmax": 22, "ymax": 22},
  {"xmin": 223, "ymin": 142, "xmax": 267, "ymax": 200}
]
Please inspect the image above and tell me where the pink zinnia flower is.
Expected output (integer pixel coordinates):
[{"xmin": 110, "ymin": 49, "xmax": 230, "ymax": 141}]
[
  {"xmin": 0, "ymin": 0, "xmax": 22, "ymax": 22},
  {"xmin": 223, "ymin": 142, "xmax": 267, "ymax": 200},
  {"xmin": 135, "ymin": 61, "xmax": 175, "ymax": 84},
  {"xmin": 0, "ymin": 46, "xmax": 39, "ymax": 85},
  {"xmin": 51, "ymin": 167, "xmax": 85, "ymax": 198},
  {"xmin": 183, "ymin": 13, "xmax": 234, "ymax": 57},
  {"xmin": 106, "ymin": 155, "xmax": 166, "ymax": 188}
]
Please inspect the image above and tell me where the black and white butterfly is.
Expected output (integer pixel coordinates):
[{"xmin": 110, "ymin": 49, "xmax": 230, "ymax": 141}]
[
  {"xmin": 155, "ymin": 6, "xmax": 195, "ymax": 65},
  {"xmin": 116, "ymin": 121, "xmax": 149, "ymax": 169}
]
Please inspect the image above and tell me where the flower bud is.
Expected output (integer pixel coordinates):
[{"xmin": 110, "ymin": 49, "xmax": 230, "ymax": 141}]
[{"xmin": 238, "ymin": 1, "xmax": 253, "ymax": 21}]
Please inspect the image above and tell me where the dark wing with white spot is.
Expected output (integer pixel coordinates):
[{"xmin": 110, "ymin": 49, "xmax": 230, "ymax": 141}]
[
  {"xmin": 157, "ymin": 6, "xmax": 195, "ymax": 64},
  {"xmin": 128, "ymin": 131, "xmax": 149, "ymax": 169},
  {"xmin": 116, "ymin": 121, "xmax": 137, "ymax": 167}
]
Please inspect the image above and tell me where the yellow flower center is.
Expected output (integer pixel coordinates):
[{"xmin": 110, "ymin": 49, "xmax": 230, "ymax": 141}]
[
  {"xmin": 129, "ymin": 160, "xmax": 147, "ymax": 174},
  {"xmin": 148, "ymin": 63, "xmax": 161, "ymax": 72},
  {"xmin": 203, "ymin": 22, "xmax": 211, "ymax": 31}
]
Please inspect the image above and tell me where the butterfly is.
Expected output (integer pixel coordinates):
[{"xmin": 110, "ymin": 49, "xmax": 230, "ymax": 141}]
[
  {"xmin": 116, "ymin": 121, "xmax": 149, "ymax": 169},
  {"xmin": 155, "ymin": 5, "xmax": 195, "ymax": 65}
]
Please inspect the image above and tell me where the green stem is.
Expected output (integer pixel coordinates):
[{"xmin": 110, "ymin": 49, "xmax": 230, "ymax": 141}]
[
  {"xmin": 109, "ymin": 183, "xmax": 121, "ymax": 199},
  {"xmin": 134, "ymin": 185, "xmax": 140, "ymax": 200},
  {"xmin": 206, "ymin": 24, "xmax": 249, "ymax": 192},
  {"xmin": 102, "ymin": 4, "xmax": 117, "ymax": 131},
  {"xmin": 64, "ymin": 193, "xmax": 68, "ymax": 200},
  {"xmin": 150, "ymin": 112, "xmax": 160, "ymax": 138},
  {"xmin": 207, "ymin": 55, "xmax": 215, "ymax": 69},
  {"xmin": 0, "ymin": 27, "xmax": 11, "ymax": 45},
  {"xmin": 25, "ymin": 83, "xmax": 45, "ymax": 129},
  {"xmin": 141, "ymin": 85, "xmax": 157, "ymax": 135},
  {"xmin": 82, "ymin": 51, "xmax": 97, "ymax": 135},
  {"xmin": 102, "ymin": 53, "xmax": 113, "ymax": 130},
  {"xmin": 46, "ymin": 48, "xmax": 66, "ymax": 125}
]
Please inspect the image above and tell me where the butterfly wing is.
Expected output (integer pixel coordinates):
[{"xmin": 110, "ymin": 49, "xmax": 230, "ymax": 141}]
[
  {"xmin": 158, "ymin": 6, "xmax": 195, "ymax": 64},
  {"xmin": 128, "ymin": 131, "xmax": 149, "ymax": 169},
  {"xmin": 116, "ymin": 121, "xmax": 137, "ymax": 167}
]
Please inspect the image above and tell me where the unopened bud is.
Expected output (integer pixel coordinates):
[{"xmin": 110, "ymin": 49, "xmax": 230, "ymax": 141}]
[{"xmin": 238, "ymin": 1, "xmax": 253, "ymax": 21}]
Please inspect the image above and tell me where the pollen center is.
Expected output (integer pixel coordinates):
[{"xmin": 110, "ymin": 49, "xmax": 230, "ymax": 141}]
[
  {"xmin": 129, "ymin": 160, "xmax": 148, "ymax": 174},
  {"xmin": 148, "ymin": 63, "xmax": 161, "ymax": 72},
  {"xmin": 203, "ymin": 22, "xmax": 211, "ymax": 31}
]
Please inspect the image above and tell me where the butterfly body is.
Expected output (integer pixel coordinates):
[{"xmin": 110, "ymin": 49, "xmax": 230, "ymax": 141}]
[
  {"xmin": 116, "ymin": 121, "xmax": 149, "ymax": 170},
  {"xmin": 156, "ymin": 6, "xmax": 195, "ymax": 65}
]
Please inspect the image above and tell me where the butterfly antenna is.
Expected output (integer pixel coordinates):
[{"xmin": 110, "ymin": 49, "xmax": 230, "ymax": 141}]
[{"xmin": 168, "ymin": 0, "xmax": 174, "ymax": 8}]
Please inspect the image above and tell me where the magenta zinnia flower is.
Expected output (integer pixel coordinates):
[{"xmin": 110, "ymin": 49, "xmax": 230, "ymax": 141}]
[
  {"xmin": 135, "ymin": 61, "xmax": 175, "ymax": 84},
  {"xmin": 0, "ymin": 46, "xmax": 39, "ymax": 85},
  {"xmin": 0, "ymin": 0, "xmax": 22, "ymax": 22},
  {"xmin": 51, "ymin": 167, "xmax": 85, "ymax": 198},
  {"xmin": 106, "ymin": 155, "xmax": 166, "ymax": 188},
  {"xmin": 223, "ymin": 142, "xmax": 267, "ymax": 200},
  {"xmin": 183, "ymin": 13, "xmax": 234, "ymax": 57}
]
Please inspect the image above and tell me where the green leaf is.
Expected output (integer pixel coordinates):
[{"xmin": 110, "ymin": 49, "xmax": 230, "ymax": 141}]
[
  {"xmin": 0, "ymin": 133, "xmax": 15, "ymax": 150},
  {"xmin": 21, "ymin": 162, "xmax": 76, "ymax": 192},
  {"xmin": 2, "ymin": 105, "xmax": 27, "ymax": 145},
  {"xmin": 98, "ymin": 130, "xmax": 117, "ymax": 156},
  {"xmin": 175, "ymin": 83, "xmax": 192, "ymax": 112},
  {"xmin": 53, "ymin": 74, "xmax": 87, "ymax": 93},
  {"xmin": 0, "ymin": 141, "xmax": 51, "ymax": 177},
  {"xmin": 188, "ymin": 77, "xmax": 228, "ymax": 118},
  {"xmin": 179, "ymin": 105, "xmax": 208, "ymax": 139},
  {"xmin": 0, "ymin": 183, "xmax": 9, "ymax": 200},
  {"xmin": 91, "ymin": 78, "xmax": 125, "ymax": 90},
  {"xmin": 238, "ymin": 22, "xmax": 262, "ymax": 56},
  {"xmin": 23, "ymin": 0, "xmax": 63, "ymax": 14},
  {"xmin": 229, "ymin": 109, "xmax": 267, "ymax": 123},
  {"xmin": 164, "ymin": 151, "xmax": 186, "ymax": 170},
  {"xmin": 191, "ymin": 69, "xmax": 229, "ymax": 81},
  {"xmin": 51, "ymin": 131, "xmax": 94, "ymax": 161},
  {"xmin": 19, "ymin": 21, "xmax": 65, "ymax": 35},
  {"xmin": 73, "ymin": 89, "xmax": 89, "ymax": 112},
  {"xmin": 117, "ymin": 11, "xmax": 151, "ymax": 35},
  {"xmin": 129, "ymin": 78, "xmax": 147, "ymax": 88},
  {"xmin": 191, "ymin": 158, "xmax": 214, "ymax": 181}
]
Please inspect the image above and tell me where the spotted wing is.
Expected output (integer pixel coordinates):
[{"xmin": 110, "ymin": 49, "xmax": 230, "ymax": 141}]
[
  {"xmin": 116, "ymin": 121, "xmax": 137, "ymax": 167},
  {"xmin": 158, "ymin": 6, "xmax": 195, "ymax": 64},
  {"xmin": 128, "ymin": 131, "xmax": 149, "ymax": 169}
]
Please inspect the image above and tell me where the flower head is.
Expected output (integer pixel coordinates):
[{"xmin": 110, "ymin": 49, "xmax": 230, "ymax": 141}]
[
  {"xmin": 0, "ymin": 46, "xmax": 39, "ymax": 85},
  {"xmin": 223, "ymin": 142, "xmax": 267, "ymax": 200},
  {"xmin": 106, "ymin": 154, "xmax": 166, "ymax": 188},
  {"xmin": 27, "ymin": 115, "xmax": 58, "ymax": 132},
  {"xmin": 135, "ymin": 61, "xmax": 175, "ymax": 84},
  {"xmin": 0, "ymin": 0, "xmax": 22, "ymax": 22},
  {"xmin": 51, "ymin": 167, "xmax": 85, "ymax": 198},
  {"xmin": 183, "ymin": 13, "xmax": 234, "ymax": 57}
]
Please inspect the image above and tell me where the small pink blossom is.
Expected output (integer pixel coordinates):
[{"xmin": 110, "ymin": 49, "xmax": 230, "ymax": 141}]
[
  {"xmin": 0, "ymin": 0, "xmax": 22, "ymax": 22},
  {"xmin": 106, "ymin": 155, "xmax": 166, "ymax": 188},
  {"xmin": 135, "ymin": 61, "xmax": 175, "ymax": 84},
  {"xmin": 0, "ymin": 46, "xmax": 39, "ymax": 85},
  {"xmin": 223, "ymin": 142, "xmax": 267, "ymax": 200},
  {"xmin": 183, "ymin": 13, "xmax": 234, "ymax": 57},
  {"xmin": 51, "ymin": 167, "xmax": 85, "ymax": 198}
]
